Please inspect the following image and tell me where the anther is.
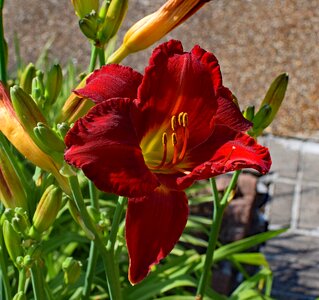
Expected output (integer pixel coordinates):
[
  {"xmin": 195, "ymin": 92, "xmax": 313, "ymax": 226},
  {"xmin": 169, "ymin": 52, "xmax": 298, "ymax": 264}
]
[
  {"xmin": 182, "ymin": 113, "xmax": 188, "ymax": 127},
  {"xmin": 171, "ymin": 133, "xmax": 177, "ymax": 145},
  {"xmin": 171, "ymin": 116, "xmax": 177, "ymax": 131},
  {"xmin": 178, "ymin": 112, "xmax": 184, "ymax": 126},
  {"xmin": 162, "ymin": 132, "xmax": 168, "ymax": 145}
]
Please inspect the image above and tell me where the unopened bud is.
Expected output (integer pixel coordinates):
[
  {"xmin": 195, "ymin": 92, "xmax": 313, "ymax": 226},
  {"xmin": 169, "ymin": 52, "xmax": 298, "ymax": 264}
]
[
  {"xmin": 10, "ymin": 85, "xmax": 47, "ymax": 138},
  {"xmin": 97, "ymin": 0, "xmax": 128, "ymax": 46},
  {"xmin": 20, "ymin": 63, "xmax": 36, "ymax": 95},
  {"xmin": 249, "ymin": 104, "xmax": 272, "ymax": 137},
  {"xmin": 243, "ymin": 105, "xmax": 255, "ymax": 122},
  {"xmin": 71, "ymin": 0, "xmax": 99, "ymax": 18},
  {"xmin": 57, "ymin": 123, "xmax": 71, "ymax": 139},
  {"xmin": 2, "ymin": 220, "xmax": 23, "ymax": 267},
  {"xmin": 0, "ymin": 147, "xmax": 28, "ymax": 211},
  {"xmin": 44, "ymin": 64, "xmax": 63, "ymax": 105},
  {"xmin": 33, "ymin": 122, "xmax": 65, "ymax": 153},
  {"xmin": 79, "ymin": 12, "xmax": 99, "ymax": 41},
  {"xmin": 259, "ymin": 73, "xmax": 289, "ymax": 128},
  {"xmin": 31, "ymin": 185, "xmax": 62, "ymax": 235},
  {"xmin": 62, "ymin": 257, "xmax": 82, "ymax": 284}
]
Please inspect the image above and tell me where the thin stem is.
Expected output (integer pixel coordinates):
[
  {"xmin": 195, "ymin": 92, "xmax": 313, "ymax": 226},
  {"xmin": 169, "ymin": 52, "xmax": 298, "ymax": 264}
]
[
  {"xmin": 0, "ymin": 1, "xmax": 7, "ymax": 84},
  {"xmin": 18, "ymin": 268, "xmax": 26, "ymax": 293},
  {"xmin": 108, "ymin": 196, "xmax": 127, "ymax": 253},
  {"xmin": 82, "ymin": 181, "xmax": 100, "ymax": 299},
  {"xmin": 196, "ymin": 171, "xmax": 241, "ymax": 299},
  {"xmin": 68, "ymin": 176, "xmax": 122, "ymax": 300},
  {"xmin": 30, "ymin": 262, "xmax": 46, "ymax": 300},
  {"xmin": 209, "ymin": 178, "xmax": 220, "ymax": 209},
  {"xmin": 98, "ymin": 47, "xmax": 106, "ymax": 67},
  {"xmin": 0, "ymin": 228, "xmax": 12, "ymax": 300},
  {"xmin": 88, "ymin": 44, "xmax": 98, "ymax": 73}
]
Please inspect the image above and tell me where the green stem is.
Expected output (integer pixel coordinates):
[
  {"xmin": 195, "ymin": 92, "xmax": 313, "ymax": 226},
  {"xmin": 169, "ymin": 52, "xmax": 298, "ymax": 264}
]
[
  {"xmin": 88, "ymin": 44, "xmax": 98, "ymax": 73},
  {"xmin": 0, "ymin": 228, "xmax": 12, "ymax": 300},
  {"xmin": 18, "ymin": 268, "xmax": 26, "ymax": 293},
  {"xmin": 0, "ymin": 1, "xmax": 7, "ymax": 84},
  {"xmin": 196, "ymin": 171, "xmax": 241, "ymax": 299},
  {"xmin": 98, "ymin": 47, "xmax": 106, "ymax": 67},
  {"xmin": 82, "ymin": 181, "xmax": 100, "ymax": 299},
  {"xmin": 68, "ymin": 176, "xmax": 122, "ymax": 300},
  {"xmin": 30, "ymin": 262, "xmax": 46, "ymax": 300}
]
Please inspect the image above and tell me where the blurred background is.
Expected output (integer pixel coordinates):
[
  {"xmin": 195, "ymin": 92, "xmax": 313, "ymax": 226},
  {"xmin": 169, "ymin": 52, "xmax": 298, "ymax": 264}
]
[{"xmin": 2, "ymin": 1, "xmax": 319, "ymax": 299}]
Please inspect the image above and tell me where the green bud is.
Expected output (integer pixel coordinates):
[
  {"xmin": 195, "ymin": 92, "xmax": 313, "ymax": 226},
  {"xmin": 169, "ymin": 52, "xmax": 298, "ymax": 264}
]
[
  {"xmin": 62, "ymin": 257, "xmax": 82, "ymax": 285},
  {"xmin": 243, "ymin": 105, "xmax": 255, "ymax": 122},
  {"xmin": 71, "ymin": 0, "xmax": 99, "ymax": 19},
  {"xmin": 11, "ymin": 216, "xmax": 30, "ymax": 237},
  {"xmin": 249, "ymin": 104, "xmax": 272, "ymax": 137},
  {"xmin": 97, "ymin": 0, "xmax": 128, "ymax": 45},
  {"xmin": 10, "ymin": 85, "xmax": 47, "ymax": 138},
  {"xmin": 26, "ymin": 244, "xmax": 42, "ymax": 261},
  {"xmin": 33, "ymin": 122, "xmax": 65, "ymax": 153},
  {"xmin": 1, "ymin": 208, "xmax": 14, "ymax": 224},
  {"xmin": 79, "ymin": 12, "xmax": 99, "ymax": 41},
  {"xmin": 23, "ymin": 254, "xmax": 33, "ymax": 268},
  {"xmin": 2, "ymin": 220, "xmax": 23, "ymax": 267},
  {"xmin": 44, "ymin": 64, "xmax": 63, "ymax": 105},
  {"xmin": 259, "ymin": 73, "xmax": 289, "ymax": 128},
  {"xmin": 31, "ymin": 185, "xmax": 62, "ymax": 235},
  {"xmin": 20, "ymin": 63, "xmax": 36, "ymax": 95},
  {"xmin": 0, "ymin": 148, "xmax": 28, "ymax": 211},
  {"xmin": 57, "ymin": 123, "xmax": 71, "ymax": 139}
]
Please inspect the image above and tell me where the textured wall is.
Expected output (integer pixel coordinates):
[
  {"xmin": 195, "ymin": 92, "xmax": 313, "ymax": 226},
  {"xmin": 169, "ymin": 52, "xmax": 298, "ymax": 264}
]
[{"xmin": 3, "ymin": 0, "xmax": 319, "ymax": 137}]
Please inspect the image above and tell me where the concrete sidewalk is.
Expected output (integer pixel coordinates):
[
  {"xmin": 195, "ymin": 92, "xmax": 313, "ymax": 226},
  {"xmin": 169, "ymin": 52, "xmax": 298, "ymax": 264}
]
[{"xmin": 260, "ymin": 135, "xmax": 319, "ymax": 300}]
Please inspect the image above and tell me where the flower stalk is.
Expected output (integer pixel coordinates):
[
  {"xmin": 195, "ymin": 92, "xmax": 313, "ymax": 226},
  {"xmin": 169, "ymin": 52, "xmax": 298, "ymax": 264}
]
[
  {"xmin": 196, "ymin": 170, "xmax": 241, "ymax": 299},
  {"xmin": 0, "ymin": 0, "xmax": 7, "ymax": 84}
]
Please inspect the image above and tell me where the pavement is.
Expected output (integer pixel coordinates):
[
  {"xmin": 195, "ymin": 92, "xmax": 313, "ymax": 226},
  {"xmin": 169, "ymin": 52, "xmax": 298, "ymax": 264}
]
[{"xmin": 259, "ymin": 135, "xmax": 319, "ymax": 300}]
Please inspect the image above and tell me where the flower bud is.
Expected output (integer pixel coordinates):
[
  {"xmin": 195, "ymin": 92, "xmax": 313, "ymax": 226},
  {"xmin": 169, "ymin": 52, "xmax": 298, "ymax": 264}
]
[
  {"xmin": 31, "ymin": 185, "xmax": 62, "ymax": 235},
  {"xmin": 10, "ymin": 85, "xmax": 47, "ymax": 138},
  {"xmin": 79, "ymin": 12, "xmax": 99, "ymax": 41},
  {"xmin": 57, "ymin": 77, "xmax": 94, "ymax": 124},
  {"xmin": 249, "ymin": 104, "xmax": 272, "ymax": 137},
  {"xmin": 33, "ymin": 122, "xmax": 65, "ymax": 153},
  {"xmin": 71, "ymin": 0, "xmax": 99, "ymax": 18},
  {"xmin": 2, "ymin": 220, "xmax": 23, "ymax": 267},
  {"xmin": 258, "ymin": 73, "xmax": 289, "ymax": 129},
  {"xmin": 0, "ymin": 148, "xmax": 28, "ymax": 210},
  {"xmin": 97, "ymin": 0, "xmax": 128, "ymax": 46},
  {"xmin": 57, "ymin": 123, "xmax": 71, "ymax": 139},
  {"xmin": 243, "ymin": 105, "xmax": 255, "ymax": 122},
  {"xmin": 20, "ymin": 63, "xmax": 36, "ymax": 95},
  {"xmin": 108, "ymin": 0, "xmax": 210, "ymax": 63},
  {"xmin": 62, "ymin": 257, "xmax": 82, "ymax": 285},
  {"xmin": 44, "ymin": 64, "xmax": 63, "ymax": 105}
]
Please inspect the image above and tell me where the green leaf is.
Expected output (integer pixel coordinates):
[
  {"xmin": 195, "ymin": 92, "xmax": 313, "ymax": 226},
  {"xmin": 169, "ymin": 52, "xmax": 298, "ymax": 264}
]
[
  {"xmin": 180, "ymin": 233, "xmax": 208, "ymax": 247},
  {"xmin": 231, "ymin": 253, "xmax": 269, "ymax": 268},
  {"xmin": 213, "ymin": 229, "xmax": 287, "ymax": 263}
]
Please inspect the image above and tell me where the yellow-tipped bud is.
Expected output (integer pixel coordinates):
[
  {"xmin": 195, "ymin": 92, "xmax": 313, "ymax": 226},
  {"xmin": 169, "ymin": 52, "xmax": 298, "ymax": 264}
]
[
  {"xmin": 71, "ymin": 0, "xmax": 99, "ymax": 18},
  {"xmin": 20, "ymin": 63, "xmax": 36, "ymax": 95},
  {"xmin": 62, "ymin": 257, "xmax": 82, "ymax": 285},
  {"xmin": 243, "ymin": 105, "xmax": 255, "ymax": 122},
  {"xmin": 108, "ymin": 0, "xmax": 210, "ymax": 63},
  {"xmin": 31, "ymin": 185, "xmax": 62, "ymax": 235},
  {"xmin": 44, "ymin": 64, "xmax": 63, "ymax": 105}
]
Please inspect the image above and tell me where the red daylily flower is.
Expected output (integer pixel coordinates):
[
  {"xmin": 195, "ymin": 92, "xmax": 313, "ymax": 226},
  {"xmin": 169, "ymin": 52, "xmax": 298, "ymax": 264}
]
[{"xmin": 64, "ymin": 40, "xmax": 271, "ymax": 284}]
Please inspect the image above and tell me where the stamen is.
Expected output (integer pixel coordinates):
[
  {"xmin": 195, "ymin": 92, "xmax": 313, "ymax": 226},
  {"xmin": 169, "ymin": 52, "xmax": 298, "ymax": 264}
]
[
  {"xmin": 178, "ymin": 127, "xmax": 189, "ymax": 162},
  {"xmin": 223, "ymin": 146, "xmax": 236, "ymax": 163},
  {"xmin": 171, "ymin": 133, "xmax": 179, "ymax": 165},
  {"xmin": 171, "ymin": 133, "xmax": 177, "ymax": 145},
  {"xmin": 171, "ymin": 115, "xmax": 177, "ymax": 131},
  {"xmin": 154, "ymin": 133, "xmax": 168, "ymax": 169}
]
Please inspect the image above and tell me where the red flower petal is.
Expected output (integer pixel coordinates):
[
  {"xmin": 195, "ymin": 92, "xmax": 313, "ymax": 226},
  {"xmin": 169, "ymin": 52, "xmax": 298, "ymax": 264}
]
[
  {"xmin": 75, "ymin": 64, "xmax": 143, "ymax": 104},
  {"xmin": 126, "ymin": 187, "xmax": 188, "ymax": 284},
  {"xmin": 214, "ymin": 87, "xmax": 252, "ymax": 132},
  {"xmin": 177, "ymin": 125, "xmax": 271, "ymax": 189},
  {"xmin": 64, "ymin": 98, "xmax": 159, "ymax": 197},
  {"xmin": 134, "ymin": 40, "xmax": 218, "ymax": 148}
]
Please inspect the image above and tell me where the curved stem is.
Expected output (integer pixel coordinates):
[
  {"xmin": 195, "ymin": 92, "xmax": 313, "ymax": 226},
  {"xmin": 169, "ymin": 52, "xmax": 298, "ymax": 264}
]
[
  {"xmin": 0, "ymin": 227, "xmax": 12, "ymax": 300},
  {"xmin": 18, "ymin": 268, "xmax": 26, "ymax": 294},
  {"xmin": 0, "ymin": 1, "xmax": 7, "ymax": 84},
  {"xmin": 196, "ymin": 171, "xmax": 241, "ymax": 299},
  {"xmin": 68, "ymin": 176, "xmax": 122, "ymax": 300}
]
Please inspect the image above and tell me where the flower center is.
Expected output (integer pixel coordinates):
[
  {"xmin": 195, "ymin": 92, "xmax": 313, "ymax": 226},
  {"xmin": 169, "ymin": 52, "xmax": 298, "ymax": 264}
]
[{"xmin": 142, "ymin": 112, "xmax": 190, "ymax": 173}]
